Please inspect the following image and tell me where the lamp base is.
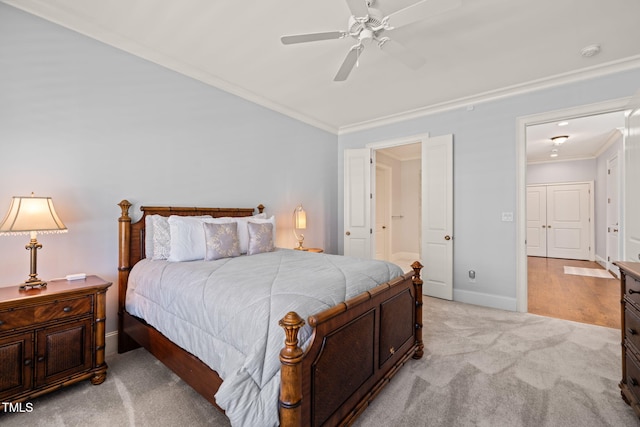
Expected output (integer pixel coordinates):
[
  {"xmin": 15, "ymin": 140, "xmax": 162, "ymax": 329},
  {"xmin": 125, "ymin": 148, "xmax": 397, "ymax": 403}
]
[{"xmin": 20, "ymin": 279, "xmax": 47, "ymax": 291}]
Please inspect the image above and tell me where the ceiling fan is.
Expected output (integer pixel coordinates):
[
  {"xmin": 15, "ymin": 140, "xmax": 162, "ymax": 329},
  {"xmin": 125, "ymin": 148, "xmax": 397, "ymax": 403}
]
[{"xmin": 280, "ymin": 0, "xmax": 462, "ymax": 81}]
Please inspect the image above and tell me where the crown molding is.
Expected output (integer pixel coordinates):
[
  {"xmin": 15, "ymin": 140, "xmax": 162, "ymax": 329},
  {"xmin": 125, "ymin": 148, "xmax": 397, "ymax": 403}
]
[{"xmin": 339, "ymin": 56, "xmax": 640, "ymax": 135}]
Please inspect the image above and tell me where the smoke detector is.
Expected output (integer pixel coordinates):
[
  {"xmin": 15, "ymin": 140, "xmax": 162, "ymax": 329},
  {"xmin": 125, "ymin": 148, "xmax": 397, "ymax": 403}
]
[{"xmin": 580, "ymin": 44, "xmax": 601, "ymax": 58}]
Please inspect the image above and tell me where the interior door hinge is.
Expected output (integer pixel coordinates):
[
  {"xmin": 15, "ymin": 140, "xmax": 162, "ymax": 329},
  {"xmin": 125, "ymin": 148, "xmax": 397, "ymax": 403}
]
[
  {"xmin": 370, "ymin": 193, "xmax": 373, "ymax": 199},
  {"xmin": 370, "ymin": 158, "xmax": 373, "ymax": 164},
  {"xmin": 370, "ymin": 228, "xmax": 373, "ymax": 234}
]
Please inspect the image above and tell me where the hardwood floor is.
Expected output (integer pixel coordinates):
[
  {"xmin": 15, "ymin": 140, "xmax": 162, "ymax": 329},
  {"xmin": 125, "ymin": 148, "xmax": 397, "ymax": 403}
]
[{"xmin": 527, "ymin": 256, "xmax": 620, "ymax": 329}]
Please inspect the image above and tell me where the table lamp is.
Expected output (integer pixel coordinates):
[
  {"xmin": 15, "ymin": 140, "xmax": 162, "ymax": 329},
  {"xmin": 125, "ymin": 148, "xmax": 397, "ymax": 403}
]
[
  {"xmin": 293, "ymin": 204, "xmax": 306, "ymax": 250},
  {"xmin": 0, "ymin": 193, "xmax": 67, "ymax": 289}
]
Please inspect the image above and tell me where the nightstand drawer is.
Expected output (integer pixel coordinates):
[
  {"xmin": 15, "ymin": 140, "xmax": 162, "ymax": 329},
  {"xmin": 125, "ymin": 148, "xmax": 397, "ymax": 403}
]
[
  {"xmin": 627, "ymin": 307, "xmax": 640, "ymax": 353},
  {"xmin": 627, "ymin": 273, "xmax": 640, "ymax": 308},
  {"xmin": 0, "ymin": 295, "xmax": 93, "ymax": 332}
]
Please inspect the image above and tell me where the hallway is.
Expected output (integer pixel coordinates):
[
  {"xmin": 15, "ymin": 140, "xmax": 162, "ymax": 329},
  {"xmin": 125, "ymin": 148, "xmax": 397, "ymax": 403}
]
[{"xmin": 527, "ymin": 256, "xmax": 620, "ymax": 329}]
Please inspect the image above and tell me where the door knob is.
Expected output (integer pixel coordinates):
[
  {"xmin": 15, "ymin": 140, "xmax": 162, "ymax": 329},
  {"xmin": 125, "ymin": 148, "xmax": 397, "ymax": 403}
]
[
  {"xmin": 345, "ymin": 231, "xmax": 351, "ymax": 236},
  {"xmin": 382, "ymin": 226, "xmax": 386, "ymax": 229},
  {"xmin": 444, "ymin": 235, "xmax": 451, "ymax": 241}
]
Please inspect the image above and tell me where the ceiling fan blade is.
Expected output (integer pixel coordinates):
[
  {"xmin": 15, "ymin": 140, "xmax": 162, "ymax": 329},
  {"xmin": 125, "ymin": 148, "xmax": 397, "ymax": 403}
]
[
  {"xmin": 386, "ymin": 0, "xmax": 461, "ymax": 29},
  {"xmin": 345, "ymin": 0, "xmax": 369, "ymax": 18},
  {"xmin": 281, "ymin": 31, "xmax": 346, "ymax": 45},
  {"xmin": 379, "ymin": 38, "xmax": 426, "ymax": 69},
  {"xmin": 334, "ymin": 46, "xmax": 362, "ymax": 81}
]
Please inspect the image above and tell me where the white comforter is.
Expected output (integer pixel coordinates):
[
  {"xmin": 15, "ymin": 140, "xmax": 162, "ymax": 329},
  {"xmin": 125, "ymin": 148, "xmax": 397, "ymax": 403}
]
[{"xmin": 126, "ymin": 249, "xmax": 403, "ymax": 427}]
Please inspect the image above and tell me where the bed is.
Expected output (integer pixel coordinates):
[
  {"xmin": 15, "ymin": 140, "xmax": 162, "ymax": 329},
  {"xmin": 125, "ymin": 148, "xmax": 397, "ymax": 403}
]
[{"xmin": 117, "ymin": 200, "xmax": 424, "ymax": 426}]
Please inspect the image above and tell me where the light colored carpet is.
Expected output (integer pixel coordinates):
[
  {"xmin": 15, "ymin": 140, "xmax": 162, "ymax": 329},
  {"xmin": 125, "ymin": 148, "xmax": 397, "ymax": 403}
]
[
  {"xmin": 564, "ymin": 266, "xmax": 615, "ymax": 279},
  {"xmin": 1, "ymin": 297, "xmax": 637, "ymax": 426}
]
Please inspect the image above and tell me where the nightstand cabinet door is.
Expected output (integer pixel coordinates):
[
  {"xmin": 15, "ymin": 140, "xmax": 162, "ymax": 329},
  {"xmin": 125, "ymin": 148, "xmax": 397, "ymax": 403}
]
[
  {"xmin": 0, "ymin": 331, "xmax": 34, "ymax": 401},
  {"xmin": 35, "ymin": 318, "xmax": 93, "ymax": 387}
]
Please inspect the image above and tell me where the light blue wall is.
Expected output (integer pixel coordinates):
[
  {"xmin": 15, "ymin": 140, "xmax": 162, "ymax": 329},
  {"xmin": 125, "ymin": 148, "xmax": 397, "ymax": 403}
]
[
  {"xmin": 0, "ymin": 3, "xmax": 337, "ymax": 335},
  {"xmin": 338, "ymin": 68, "xmax": 640, "ymax": 310},
  {"xmin": 527, "ymin": 159, "xmax": 596, "ymax": 184}
]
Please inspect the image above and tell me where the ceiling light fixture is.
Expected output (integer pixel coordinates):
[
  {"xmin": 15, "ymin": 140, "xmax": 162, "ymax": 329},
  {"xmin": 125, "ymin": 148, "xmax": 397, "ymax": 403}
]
[
  {"xmin": 551, "ymin": 135, "xmax": 569, "ymax": 145},
  {"xmin": 550, "ymin": 153, "xmax": 559, "ymax": 158},
  {"xmin": 557, "ymin": 121, "xmax": 569, "ymax": 127}
]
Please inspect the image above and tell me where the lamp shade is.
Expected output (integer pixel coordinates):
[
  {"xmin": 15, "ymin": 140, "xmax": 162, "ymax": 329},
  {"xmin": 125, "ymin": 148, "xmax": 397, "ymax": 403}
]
[
  {"xmin": 294, "ymin": 205, "xmax": 307, "ymax": 229},
  {"xmin": 0, "ymin": 195, "xmax": 67, "ymax": 235}
]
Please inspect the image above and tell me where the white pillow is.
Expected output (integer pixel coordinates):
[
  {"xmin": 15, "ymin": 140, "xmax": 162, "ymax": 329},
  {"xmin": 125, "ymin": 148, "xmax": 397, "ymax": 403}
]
[
  {"xmin": 146, "ymin": 214, "xmax": 212, "ymax": 260},
  {"xmin": 167, "ymin": 213, "xmax": 267, "ymax": 262},
  {"xmin": 167, "ymin": 216, "xmax": 222, "ymax": 262}
]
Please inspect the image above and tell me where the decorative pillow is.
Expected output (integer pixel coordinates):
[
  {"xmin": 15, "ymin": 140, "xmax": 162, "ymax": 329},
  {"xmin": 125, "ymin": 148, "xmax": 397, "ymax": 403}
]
[
  {"xmin": 234, "ymin": 213, "xmax": 267, "ymax": 253},
  {"xmin": 150, "ymin": 215, "xmax": 171, "ymax": 260},
  {"xmin": 167, "ymin": 216, "xmax": 223, "ymax": 262},
  {"xmin": 247, "ymin": 222, "xmax": 275, "ymax": 255},
  {"xmin": 204, "ymin": 222, "xmax": 241, "ymax": 261},
  {"xmin": 248, "ymin": 216, "xmax": 276, "ymax": 247}
]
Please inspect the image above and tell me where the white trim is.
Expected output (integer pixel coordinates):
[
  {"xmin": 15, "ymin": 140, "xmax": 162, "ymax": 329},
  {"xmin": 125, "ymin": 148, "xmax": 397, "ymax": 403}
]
[
  {"xmin": 515, "ymin": 97, "xmax": 632, "ymax": 313},
  {"xmin": 366, "ymin": 133, "xmax": 430, "ymax": 150},
  {"xmin": 340, "ymin": 58, "xmax": 640, "ymax": 135},
  {"xmin": 105, "ymin": 331, "xmax": 118, "ymax": 356},
  {"xmin": 453, "ymin": 289, "xmax": 517, "ymax": 312}
]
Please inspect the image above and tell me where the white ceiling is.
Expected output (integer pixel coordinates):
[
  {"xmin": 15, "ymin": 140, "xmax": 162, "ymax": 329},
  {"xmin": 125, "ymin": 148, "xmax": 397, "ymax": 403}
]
[
  {"xmin": 526, "ymin": 111, "xmax": 626, "ymax": 164},
  {"xmin": 4, "ymin": 0, "xmax": 640, "ymax": 134}
]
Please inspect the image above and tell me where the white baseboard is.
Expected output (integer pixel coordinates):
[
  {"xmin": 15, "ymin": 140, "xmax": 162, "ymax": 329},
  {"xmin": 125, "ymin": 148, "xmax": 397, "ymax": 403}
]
[
  {"xmin": 106, "ymin": 331, "xmax": 118, "ymax": 356},
  {"xmin": 453, "ymin": 288, "xmax": 517, "ymax": 312}
]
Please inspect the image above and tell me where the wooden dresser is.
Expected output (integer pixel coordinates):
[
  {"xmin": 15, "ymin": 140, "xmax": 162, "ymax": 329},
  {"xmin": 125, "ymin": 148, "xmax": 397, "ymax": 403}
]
[
  {"xmin": 617, "ymin": 261, "xmax": 640, "ymax": 418},
  {"xmin": 0, "ymin": 276, "xmax": 111, "ymax": 404}
]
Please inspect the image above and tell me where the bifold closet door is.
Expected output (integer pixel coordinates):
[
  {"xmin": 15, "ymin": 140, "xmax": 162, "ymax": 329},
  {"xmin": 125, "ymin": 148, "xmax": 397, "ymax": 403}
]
[
  {"xmin": 526, "ymin": 185, "xmax": 547, "ymax": 257},
  {"xmin": 527, "ymin": 183, "xmax": 591, "ymax": 260}
]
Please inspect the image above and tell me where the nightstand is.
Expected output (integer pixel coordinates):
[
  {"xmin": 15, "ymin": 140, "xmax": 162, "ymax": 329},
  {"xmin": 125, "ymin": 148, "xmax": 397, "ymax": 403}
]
[
  {"xmin": 304, "ymin": 248, "xmax": 324, "ymax": 253},
  {"xmin": 0, "ymin": 275, "xmax": 111, "ymax": 404}
]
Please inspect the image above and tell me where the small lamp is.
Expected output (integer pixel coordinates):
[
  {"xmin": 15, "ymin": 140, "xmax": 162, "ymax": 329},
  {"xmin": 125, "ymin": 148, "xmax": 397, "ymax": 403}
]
[
  {"xmin": 293, "ymin": 205, "xmax": 307, "ymax": 250},
  {"xmin": 0, "ymin": 193, "xmax": 67, "ymax": 290}
]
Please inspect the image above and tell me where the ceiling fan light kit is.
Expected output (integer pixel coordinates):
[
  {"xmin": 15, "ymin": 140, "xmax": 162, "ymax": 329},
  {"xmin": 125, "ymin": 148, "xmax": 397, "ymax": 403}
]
[{"xmin": 280, "ymin": 0, "xmax": 461, "ymax": 81}]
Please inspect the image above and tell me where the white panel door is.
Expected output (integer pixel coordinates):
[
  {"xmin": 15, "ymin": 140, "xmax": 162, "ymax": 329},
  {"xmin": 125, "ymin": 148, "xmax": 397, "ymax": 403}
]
[
  {"xmin": 526, "ymin": 185, "xmax": 547, "ymax": 257},
  {"xmin": 375, "ymin": 165, "xmax": 391, "ymax": 261},
  {"xmin": 607, "ymin": 155, "xmax": 620, "ymax": 275},
  {"xmin": 546, "ymin": 183, "xmax": 591, "ymax": 260},
  {"xmin": 422, "ymin": 135, "xmax": 453, "ymax": 300},
  {"xmin": 625, "ymin": 106, "xmax": 640, "ymax": 262},
  {"xmin": 344, "ymin": 148, "xmax": 372, "ymax": 258}
]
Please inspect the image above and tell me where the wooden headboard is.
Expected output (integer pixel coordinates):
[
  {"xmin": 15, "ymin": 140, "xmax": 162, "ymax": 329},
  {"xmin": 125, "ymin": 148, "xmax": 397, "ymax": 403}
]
[
  {"xmin": 117, "ymin": 200, "xmax": 264, "ymax": 267},
  {"xmin": 116, "ymin": 200, "xmax": 265, "ymax": 341}
]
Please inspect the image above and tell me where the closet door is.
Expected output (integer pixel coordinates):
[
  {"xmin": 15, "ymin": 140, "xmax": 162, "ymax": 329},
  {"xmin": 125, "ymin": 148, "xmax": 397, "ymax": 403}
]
[
  {"xmin": 526, "ymin": 185, "xmax": 547, "ymax": 257},
  {"xmin": 546, "ymin": 183, "xmax": 591, "ymax": 260}
]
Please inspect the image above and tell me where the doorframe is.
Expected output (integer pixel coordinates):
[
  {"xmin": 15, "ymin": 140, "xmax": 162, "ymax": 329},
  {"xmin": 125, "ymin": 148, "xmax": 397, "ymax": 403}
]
[
  {"xmin": 515, "ymin": 97, "xmax": 631, "ymax": 312},
  {"xmin": 606, "ymin": 153, "xmax": 621, "ymax": 277},
  {"xmin": 366, "ymin": 132, "xmax": 429, "ymax": 260}
]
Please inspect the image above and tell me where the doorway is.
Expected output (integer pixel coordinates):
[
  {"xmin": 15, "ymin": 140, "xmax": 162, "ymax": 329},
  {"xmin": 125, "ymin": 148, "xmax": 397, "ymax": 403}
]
[
  {"xmin": 375, "ymin": 143, "xmax": 421, "ymax": 271},
  {"xmin": 517, "ymin": 101, "xmax": 627, "ymax": 325}
]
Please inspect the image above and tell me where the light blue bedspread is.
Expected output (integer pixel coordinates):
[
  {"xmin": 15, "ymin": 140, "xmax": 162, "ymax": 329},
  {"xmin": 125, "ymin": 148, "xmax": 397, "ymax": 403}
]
[{"xmin": 126, "ymin": 248, "xmax": 403, "ymax": 426}]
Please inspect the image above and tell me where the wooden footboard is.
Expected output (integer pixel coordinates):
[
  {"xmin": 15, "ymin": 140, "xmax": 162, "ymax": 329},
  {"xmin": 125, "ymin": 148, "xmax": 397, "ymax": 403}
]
[
  {"xmin": 279, "ymin": 262, "xmax": 423, "ymax": 427},
  {"xmin": 117, "ymin": 200, "xmax": 422, "ymax": 427}
]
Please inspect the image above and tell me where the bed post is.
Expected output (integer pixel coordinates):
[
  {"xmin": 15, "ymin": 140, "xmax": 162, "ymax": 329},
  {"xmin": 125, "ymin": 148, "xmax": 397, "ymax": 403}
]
[
  {"xmin": 411, "ymin": 261, "xmax": 424, "ymax": 359},
  {"xmin": 117, "ymin": 200, "xmax": 136, "ymax": 353},
  {"xmin": 279, "ymin": 311, "xmax": 305, "ymax": 427}
]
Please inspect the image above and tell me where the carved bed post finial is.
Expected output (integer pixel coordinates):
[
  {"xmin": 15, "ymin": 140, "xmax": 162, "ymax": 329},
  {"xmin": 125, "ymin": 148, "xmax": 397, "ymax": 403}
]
[
  {"xmin": 279, "ymin": 311, "xmax": 305, "ymax": 427},
  {"xmin": 257, "ymin": 204, "xmax": 265, "ymax": 214},
  {"xmin": 411, "ymin": 261, "xmax": 424, "ymax": 359}
]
